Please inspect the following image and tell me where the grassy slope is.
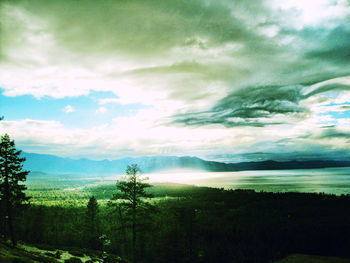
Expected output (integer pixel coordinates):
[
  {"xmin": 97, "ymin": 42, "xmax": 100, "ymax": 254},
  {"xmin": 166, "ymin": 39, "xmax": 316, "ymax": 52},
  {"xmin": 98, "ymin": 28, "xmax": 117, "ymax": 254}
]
[
  {"xmin": 0, "ymin": 243, "xmax": 56, "ymax": 263},
  {"xmin": 0, "ymin": 241, "xmax": 97, "ymax": 263}
]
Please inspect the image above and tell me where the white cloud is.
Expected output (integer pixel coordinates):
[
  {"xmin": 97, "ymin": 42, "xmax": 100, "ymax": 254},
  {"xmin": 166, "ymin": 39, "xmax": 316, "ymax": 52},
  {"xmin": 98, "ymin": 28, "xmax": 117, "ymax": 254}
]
[
  {"xmin": 0, "ymin": 116, "xmax": 261, "ymax": 158},
  {"xmin": 63, "ymin": 105, "xmax": 75, "ymax": 113},
  {"xmin": 272, "ymin": 0, "xmax": 350, "ymax": 28},
  {"xmin": 96, "ymin": 107, "xmax": 107, "ymax": 113},
  {"xmin": 99, "ymin": 98, "xmax": 121, "ymax": 105}
]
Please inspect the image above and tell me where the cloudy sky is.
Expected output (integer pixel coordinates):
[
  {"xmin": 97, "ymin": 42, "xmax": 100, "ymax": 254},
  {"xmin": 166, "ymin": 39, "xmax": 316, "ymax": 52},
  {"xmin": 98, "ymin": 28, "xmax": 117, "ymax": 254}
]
[{"xmin": 0, "ymin": 0, "xmax": 350, "ymax": 162}]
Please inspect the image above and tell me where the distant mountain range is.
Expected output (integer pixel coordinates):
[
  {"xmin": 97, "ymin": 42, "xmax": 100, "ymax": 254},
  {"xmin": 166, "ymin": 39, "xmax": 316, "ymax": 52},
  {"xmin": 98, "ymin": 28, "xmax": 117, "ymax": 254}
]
[{"xmin": 21, "ymin": 152, "xmax": 350, "ymax": 175}]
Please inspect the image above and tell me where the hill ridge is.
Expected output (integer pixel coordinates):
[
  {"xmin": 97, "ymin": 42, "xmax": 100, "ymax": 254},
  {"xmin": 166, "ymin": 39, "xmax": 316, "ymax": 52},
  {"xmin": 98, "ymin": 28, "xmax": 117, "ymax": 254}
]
[{"xmin": 21, "ymin": 152, "xmax": 350, "ymax": 175}]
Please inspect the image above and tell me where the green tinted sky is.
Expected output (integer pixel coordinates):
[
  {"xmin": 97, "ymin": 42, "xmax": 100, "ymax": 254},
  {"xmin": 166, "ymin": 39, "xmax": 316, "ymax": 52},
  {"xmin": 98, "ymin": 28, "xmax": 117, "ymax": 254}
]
[{"xmin": 0, "ymin": 0, "xmax": 350, "ymax": 161}]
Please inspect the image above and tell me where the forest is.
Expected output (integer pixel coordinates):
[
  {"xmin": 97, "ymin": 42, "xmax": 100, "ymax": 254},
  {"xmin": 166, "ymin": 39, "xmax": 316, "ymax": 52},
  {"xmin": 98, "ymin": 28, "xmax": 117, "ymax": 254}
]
[{"xmin": 1, "ymin": 134, "xmax": 350, "ymax": 263}]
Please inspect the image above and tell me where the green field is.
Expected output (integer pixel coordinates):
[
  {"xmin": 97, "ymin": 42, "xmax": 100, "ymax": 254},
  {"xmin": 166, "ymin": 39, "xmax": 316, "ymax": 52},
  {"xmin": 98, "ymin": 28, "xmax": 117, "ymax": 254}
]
[{"xmin": 25, "ymin": 171, "xmax": 217, "ymax": 206}]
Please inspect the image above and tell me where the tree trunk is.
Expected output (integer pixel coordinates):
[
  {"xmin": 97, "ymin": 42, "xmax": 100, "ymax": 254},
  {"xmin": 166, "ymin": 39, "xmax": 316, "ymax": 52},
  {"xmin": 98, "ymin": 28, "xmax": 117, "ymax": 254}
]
[
  {"xmin": 4, "ymin": 158, "xmax": 16, "ymax": 246},
  {"xmin": 117, "ymin": 205, "xmax": 127, "ymax": 256},
  {"xmin": 132, "ymin": 208, "xmax": 136, "ymax": 263},
  {"xmin": 132, "ymin": 175, "xmax": 137, "ymax": 263}
]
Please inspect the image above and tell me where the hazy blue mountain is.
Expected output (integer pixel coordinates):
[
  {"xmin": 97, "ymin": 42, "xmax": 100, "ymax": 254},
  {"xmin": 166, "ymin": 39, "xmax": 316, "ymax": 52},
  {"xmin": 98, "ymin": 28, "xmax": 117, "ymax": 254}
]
[{"xmin": 21, "ymin": 152, "xmax": 350, "ymax": 175}]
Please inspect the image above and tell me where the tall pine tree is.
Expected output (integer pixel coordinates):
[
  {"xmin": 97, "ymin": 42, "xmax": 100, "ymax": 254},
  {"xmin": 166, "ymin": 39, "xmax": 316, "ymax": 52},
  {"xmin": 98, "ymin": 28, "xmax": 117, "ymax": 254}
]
[
  {"xmin": 111, "ymin": 164, "xmax": 153, "ymax": 263},
  {"xmin": 0, "ymin": 134, "xmax": 30, "ymax": 246},
  {"xmin": 85, "ymin": 196, "xmax": 100, "ymax": 249}
]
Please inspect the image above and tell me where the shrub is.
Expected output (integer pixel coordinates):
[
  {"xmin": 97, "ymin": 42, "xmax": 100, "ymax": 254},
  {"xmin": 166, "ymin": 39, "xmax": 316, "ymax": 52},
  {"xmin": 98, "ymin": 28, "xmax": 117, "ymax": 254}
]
[
  {"xmin": 34, "ymin": 244, "xmax": 55, "ymax": 251},
  {"xmin": 44, "ymin": 252, "xmax": 55, "ymax": 257},
  {"xmin": 68, "ymin": 250, "xmax": 85, "ymax": 257},
  {"xmin": 55, "ymin": 251, "xmax": 62, "ymax": 259}
]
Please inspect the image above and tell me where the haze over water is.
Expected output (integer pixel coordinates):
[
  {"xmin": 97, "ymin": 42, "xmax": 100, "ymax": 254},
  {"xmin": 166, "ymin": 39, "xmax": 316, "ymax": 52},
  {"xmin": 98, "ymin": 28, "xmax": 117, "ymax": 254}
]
[{"xmin": 147, "ymin": 167, "xmax": 350, "ymax": 195}]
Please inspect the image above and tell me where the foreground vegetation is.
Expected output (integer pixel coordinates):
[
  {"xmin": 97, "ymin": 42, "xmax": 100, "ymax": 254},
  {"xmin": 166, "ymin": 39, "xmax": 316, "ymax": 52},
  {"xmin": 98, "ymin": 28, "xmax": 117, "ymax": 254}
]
[{"xmin": 1, "ymin": 185, "xmax": 350, "ymax": 263}]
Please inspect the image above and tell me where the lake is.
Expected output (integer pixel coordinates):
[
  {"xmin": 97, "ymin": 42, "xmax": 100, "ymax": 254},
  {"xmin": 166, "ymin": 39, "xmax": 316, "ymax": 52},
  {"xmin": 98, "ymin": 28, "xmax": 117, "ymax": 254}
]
[{"xmin": 147, "ymin": 167, "xmax": 350, "ymax": 195}]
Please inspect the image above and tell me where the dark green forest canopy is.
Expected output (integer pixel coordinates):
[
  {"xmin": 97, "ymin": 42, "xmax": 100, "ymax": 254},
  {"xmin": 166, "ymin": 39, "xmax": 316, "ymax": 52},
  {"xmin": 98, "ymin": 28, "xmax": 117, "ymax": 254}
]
[{"xmin": 7, "ymin": 188, "xmax": 350, "ymax": 263}]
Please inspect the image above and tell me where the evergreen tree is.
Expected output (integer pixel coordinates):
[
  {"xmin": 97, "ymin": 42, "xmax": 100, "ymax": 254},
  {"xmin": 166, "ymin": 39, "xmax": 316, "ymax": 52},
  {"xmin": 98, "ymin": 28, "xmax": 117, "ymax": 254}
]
[
  {"xmin": 111, "ymin": 164, "xmax": 153, "ymax": 263},
  {"xmin": 0, "ymin": 134, "xmax": 30, "ymax": 246},
  {"xmin": 85, "ymin": 196, "xmax": 100, "ymax": 248}
]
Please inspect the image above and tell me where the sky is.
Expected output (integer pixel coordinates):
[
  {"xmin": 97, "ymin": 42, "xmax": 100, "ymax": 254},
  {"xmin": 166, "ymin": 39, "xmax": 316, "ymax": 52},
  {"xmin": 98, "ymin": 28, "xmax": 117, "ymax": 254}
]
[{"xmin": 0, "ymin": 0, "xmax": 350, "ymax": 162}]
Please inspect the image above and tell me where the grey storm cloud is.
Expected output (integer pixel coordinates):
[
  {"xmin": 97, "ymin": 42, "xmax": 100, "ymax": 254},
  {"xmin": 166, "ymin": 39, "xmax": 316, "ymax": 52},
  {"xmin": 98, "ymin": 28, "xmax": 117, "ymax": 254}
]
[
  {"xmin": 160, "ymin": 2, "xmax": 350, "ymax": 128},
  {"xmin": 2, "ymin": 0, "xmax": 349, "ymax": 101},
  {"xmin": 172, "ymin": 47, "xmax": 350, "ymax": 127},
  {"xmin": 1, "ymin": 0, "xmax": 350, "ymax": 129},
  {"xmin": 173, "ymin": 85, "xmax": 308, "ymax": 127},
  {"xmin": 173, "ymin": 79, "xmax": 350, "ymax": 127},
  {"xmin": 0, "ymin": 0, "xmax": 293, "ymax": 103},
  {"xmin": 173, "ymin": 73, "xmax": 350, "ymax": 127},
  {"xmin": 0, "ymin": 0, "xmax": 268, "ymax": 57},
  {"xmin": 303, "ymin": 83, "xmax": 350, "ymax": 98},
  {"xmin": 304, "ymin": 26, "xmax": 350, "ymax": 64},
  {"xmin": 317, "ymin": 127, "xmax": 350, "ymax": 140}
]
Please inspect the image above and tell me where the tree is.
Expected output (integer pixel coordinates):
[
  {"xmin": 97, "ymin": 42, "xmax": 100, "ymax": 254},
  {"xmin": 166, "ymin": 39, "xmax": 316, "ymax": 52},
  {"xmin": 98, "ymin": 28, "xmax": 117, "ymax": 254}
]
[
  {"xmin": 85, "ymin": 196, "xmax": 100, "ymax": 248},
  {"xmin": 111, "ymin": 164, "xmax": 153, "ymax": 263},
  {"xmin": 0, "ymin": 134, "xmax": 30, "ymax": 246}
]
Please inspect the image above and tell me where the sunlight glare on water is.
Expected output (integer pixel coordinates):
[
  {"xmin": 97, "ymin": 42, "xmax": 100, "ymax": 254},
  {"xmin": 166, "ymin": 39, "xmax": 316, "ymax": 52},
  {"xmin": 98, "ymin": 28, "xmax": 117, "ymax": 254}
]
[
  {"xmin": 147, "ymin": 167, "xmax": 350, "ymax": 195},
  {"xmin": 148, "ymin": 170, "xmax": 224, "ymax": 183}
]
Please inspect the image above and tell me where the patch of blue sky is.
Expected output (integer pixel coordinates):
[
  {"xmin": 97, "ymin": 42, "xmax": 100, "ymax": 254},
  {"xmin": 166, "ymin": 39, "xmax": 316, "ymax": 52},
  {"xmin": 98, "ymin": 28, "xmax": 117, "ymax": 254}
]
[
  {"xmin": 324, "ymin": 102, "xmax": 350, "ymax": 106},
  {"xmin": 319, "ymin": 102, "xmax": 350, "ymax": 118},
  {"xmin": 326, "ymin": 110, "xmax": 350, "ymax": 120},
  {"xmin": 317, "ymin": 102, "xmax": 350, "ymax": 125},
  {"xmin": 0, "ymin": 89, "xmax": 150, "ymax": 128}
]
